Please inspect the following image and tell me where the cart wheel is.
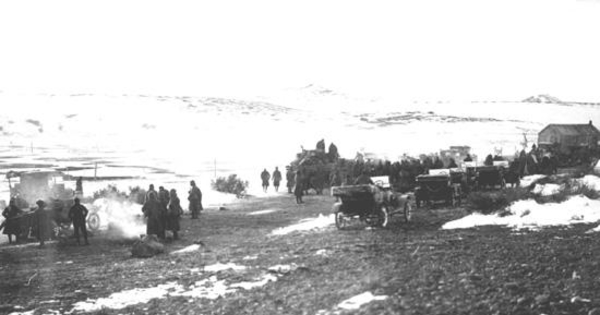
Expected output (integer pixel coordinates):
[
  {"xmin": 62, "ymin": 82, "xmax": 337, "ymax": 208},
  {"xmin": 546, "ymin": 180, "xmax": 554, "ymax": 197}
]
[
  {"xmin": 335, "ymin": 211, "xmax": 347, "ymax": 230},
  {"xmin": 87, "ymin": 213, "xmax": 100, "ymax": 231},
  {"xmin": 403, "ymin": 202, "xmax": 412, "ymax": 223},
  {"xmin": 373, "ymin": 205, "xmax": 389, "ymax": 228}
]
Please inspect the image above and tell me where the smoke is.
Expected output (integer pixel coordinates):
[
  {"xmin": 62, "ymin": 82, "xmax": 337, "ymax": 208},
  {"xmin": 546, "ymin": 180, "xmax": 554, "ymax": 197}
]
[{"xmin": 91, "ymin": 198, "xmax": 146, "ymax": 239}]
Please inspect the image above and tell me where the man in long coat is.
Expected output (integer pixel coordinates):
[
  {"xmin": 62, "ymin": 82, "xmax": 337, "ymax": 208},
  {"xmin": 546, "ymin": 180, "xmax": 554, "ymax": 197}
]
[
  {"xmin": 272, "ymin": 167, "xmax": 282, "ymax": 192},
  {"xmin": 167, "ymin": 189, "xmax": 183, "ymax": 240},
  {"xmin": 188, "ymin": 180, "xmax": 203, "ymax": 219},
  {"xmin": 286, "ymin": 167, "xmax": 295, "ymax": 194},
  {"xmin": 261, "ymin": 169, "xmax": 271, "ymax": 192},
  {"xmin": 142, "ymin": 193, "xmax": 163, "ymax": 238}
]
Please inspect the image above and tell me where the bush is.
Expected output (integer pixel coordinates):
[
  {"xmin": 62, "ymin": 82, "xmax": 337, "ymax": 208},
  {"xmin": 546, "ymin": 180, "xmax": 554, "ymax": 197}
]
[
  {"xmin": 92, "ymin": 185, "xmax": 128, "ymax": 200},
  {"xmin": 467, "ymin": 187, "xmax": 530, "ymax": 214},
  {"xmin": 211, "ymin": 174, "xmax": 248, "ymax": 198}
]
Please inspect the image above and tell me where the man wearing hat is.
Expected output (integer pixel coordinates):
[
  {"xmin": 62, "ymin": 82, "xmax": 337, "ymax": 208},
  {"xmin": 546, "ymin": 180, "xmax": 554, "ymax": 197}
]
[{"xmin": 69, "ymin": 197, "xmax": 89, "ymax": 245}]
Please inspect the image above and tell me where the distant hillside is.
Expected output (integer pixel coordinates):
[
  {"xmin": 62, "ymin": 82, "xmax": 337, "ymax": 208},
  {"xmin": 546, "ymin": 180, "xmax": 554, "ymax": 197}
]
[
  {"xmin": 522, "ymin": 94, "xmax": 600, "ymax": 106},
  {"xmin": 522, "ymin": 94, "xmax": 564, "ymax": 104}
]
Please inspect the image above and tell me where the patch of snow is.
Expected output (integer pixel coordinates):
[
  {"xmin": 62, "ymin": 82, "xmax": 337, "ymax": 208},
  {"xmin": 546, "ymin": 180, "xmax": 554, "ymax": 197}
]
[
  {"xmin": 532, "ymin": 183, "xmax": 563, "ymax": 196},
  {"xmin": 203, "ymin": 262, "xmax": 247, "ymax": 272},
  {"xmin": 268, "ymin": 264, "xmax": 298, "ymax": 274},
  {"xmin": 173, "ymin": 276, "xmax": 235, "ymax": 299},
  {"xmin": 69, "ymin": 271, "xmax": 278, "ymax": 312},
  {"xmin": 443, "ymin": 196, "xmax": 600, "ymax": 231},
  {"xmin": 170, "ymin": 244, "xmax": 201, "ymax": 255},
  {"xmin": 242, "ymin": 255, "xmax": 258, "ymax": 260},
  {"xmin": 520, "ymin": 175, "xmax": 547, "ymax": 187},
  {"xmin": 71, "ymin": 282, "xmax": 181, "ymax": 313},
  {"xmin": 576, "ymin": 175, "xmax": 600, "ymax": 191},
  {"xmin": 247, "ymin": 209, "xmax": 278, "ymax": 216},
  {"xmin": 337, "ymin": 292, "xmax": 388, "ymax": 310},
  {"xmin": 8, "ymin": 311, "xmax": 35, "ymax": 315},
  {"xmin": 315, "ymin": 249, "xmax": 331, "ymax": 256},
  {"xmin": 230, "ymin": 274, "xmax": 278, "ymax": 290},
  {"xmin": 271, "ymin": 214, "xmax": 334, "ymax": 235}
]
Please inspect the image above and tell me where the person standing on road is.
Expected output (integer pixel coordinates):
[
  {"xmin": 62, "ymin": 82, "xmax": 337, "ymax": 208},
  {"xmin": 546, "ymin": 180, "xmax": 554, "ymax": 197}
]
[
  {"xmin": 34, "ymin": 200, "xmax": 52, "ymax": 247},
  {"xmin": 261, "ymin": 169, "xmax": 271, "ymax": 192},
  {"xmin": 167, "ymin": 189, "xmax": 183, "ymax": 240},
  {"xmin": 294, "ymin": 170, "xmax": 304, "ymax": 204},
  {"xmin": 68, "ymin": 197, "xmax": 89, "ymax": 245},
  {"xmin": 286, "ymin": 167, "xmax": 295, "ymax": 194},
  {"xmin": 2, "ymin": 198, "xmax": 23, "ymax": 244},
  {"xmin": 272, "ymin": 167, "xmax": 282, "ymax": 192},
  {"xmin": 188, "ymin": 180, "xmax": 203, "ymax": 219}
]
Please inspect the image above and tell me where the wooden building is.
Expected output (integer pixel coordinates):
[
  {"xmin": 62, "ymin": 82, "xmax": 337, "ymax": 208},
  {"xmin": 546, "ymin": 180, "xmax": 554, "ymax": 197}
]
[{"xmin": 538, "ymin": 121, "xmax": 600, "ymax": 149}]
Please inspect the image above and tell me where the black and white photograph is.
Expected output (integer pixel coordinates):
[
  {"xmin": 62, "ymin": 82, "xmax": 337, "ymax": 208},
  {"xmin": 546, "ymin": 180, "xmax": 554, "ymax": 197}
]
[{"xmin": 1, "ymin": 0, "xmax": 600, "ymax": 314}]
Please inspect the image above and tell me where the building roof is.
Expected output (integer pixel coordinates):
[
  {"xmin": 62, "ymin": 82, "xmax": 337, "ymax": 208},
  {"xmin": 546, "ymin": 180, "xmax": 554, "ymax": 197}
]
[{"xmin": 539, "ymin": 123, "xmax": 600, "ymax": 136}]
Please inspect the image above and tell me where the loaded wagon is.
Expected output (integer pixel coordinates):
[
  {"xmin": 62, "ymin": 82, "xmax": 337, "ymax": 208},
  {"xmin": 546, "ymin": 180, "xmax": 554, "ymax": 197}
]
[{"xmin": 331, "ymin": 176, "xmax": 412, "ymax": 229}]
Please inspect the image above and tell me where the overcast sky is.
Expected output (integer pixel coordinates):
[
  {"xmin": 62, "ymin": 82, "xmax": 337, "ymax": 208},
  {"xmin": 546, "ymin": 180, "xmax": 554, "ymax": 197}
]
[{"xmin": 1, "ymin": 0, "xmax": 599, "ymax": 101}]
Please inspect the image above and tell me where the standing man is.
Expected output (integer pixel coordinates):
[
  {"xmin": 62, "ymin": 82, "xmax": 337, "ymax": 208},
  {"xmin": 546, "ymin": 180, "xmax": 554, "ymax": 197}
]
[
  {"xmin": 286, "ymin": 166, "xmax": 295, "ymax": 194},
  {"xmin": 188, "ymin": 180, "xmax": 203, "ymax": 219},
  {"xmin": 167, "ymin": 189, "xmax": 183, "ymax": 240},
  {"xmin": 68, "ymin": 197, "xmax": 89, "ymax": 245},
  {"xmin": 260, "ymin": 168, "xmax": 271, "ymax": 193},
  {"xmin": 142, "ymin": 193, "xmax": 163, "ymax": 238},
  {"xmin": 2, "ymin": 198, "xmax": 23, "ymax": 244},
  {"xmin": 294, "ymin": 170, "xmax": 304, "ymax": 204},
  {"xmin": 272, "ymin": 167, "xmax": 282, "ymax": 192},
  {"xmin": 75, "ymin": 177, "xmax": 83, "ymax": 197}
]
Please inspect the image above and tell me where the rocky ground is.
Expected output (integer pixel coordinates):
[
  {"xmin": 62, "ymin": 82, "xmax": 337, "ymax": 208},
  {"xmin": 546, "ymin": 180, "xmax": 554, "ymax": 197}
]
[{"xmin": 1, "ymin": 192, "xmax": 600, "ymax": 315}]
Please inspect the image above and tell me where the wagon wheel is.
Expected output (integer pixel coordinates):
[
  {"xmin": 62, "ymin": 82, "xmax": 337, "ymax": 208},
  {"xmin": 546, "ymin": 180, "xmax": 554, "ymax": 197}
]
[
  {"xmin": 367, "ymin": 205, "xmax": 389, "ymax": 228},
  {"xmin": 335, "ymin": 211, "xmax": 348, "ymax": 230},
  {"xmin": 87, "ymin": 213, "xmax": 100, "ymax": 231},
  {"xmin": 403, "ymin": 202, "xmax": 412, "ymax": 223},
  {"xmin": 332, "ymin": 203, "xmax": 347, "ymax": 230}
]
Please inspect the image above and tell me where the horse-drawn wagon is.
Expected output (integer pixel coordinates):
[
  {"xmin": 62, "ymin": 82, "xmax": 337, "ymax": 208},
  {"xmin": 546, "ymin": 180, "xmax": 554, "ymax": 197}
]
[{"xmin": 331, "ymin": 176, "xmax": 412, "ymax": 229}]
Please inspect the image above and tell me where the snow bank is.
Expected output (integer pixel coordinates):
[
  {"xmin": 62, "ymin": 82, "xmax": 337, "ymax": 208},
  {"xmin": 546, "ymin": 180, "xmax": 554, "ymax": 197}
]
[
  {"xmin": 532, "ymin": 183, "xmax": 563, "ymax": 196},
  {"xmin": 576, "ymin": 175, "xmax": 600, "ymax": 191},
  {"xmin": 204, "ymin": 262, "xmax": 247, "ymax": 272},
  {"xmin": 520, "ymin": 175, "xmax": 547, "ymax": 187},
  {"xmin": 443, "ymin": 196, "xmax": 600, "ymax": 230},
  {"xmin": 271, "ymin": 214, "xmax": 334, "ymax": 236}
]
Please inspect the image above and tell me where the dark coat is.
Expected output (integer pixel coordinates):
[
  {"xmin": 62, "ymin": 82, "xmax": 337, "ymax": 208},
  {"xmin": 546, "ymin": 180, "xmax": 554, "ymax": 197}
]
[
  {"xmin": 2, "ymin": 205, "xmax": 22, "ymax": 235},
  {"xmin": 166, "ymin": 196, "xmax": 183, "ymax": 231},
  {"xmin": 68, "ymin": 204, "xmax": 88, "ymax": 224},
  {"xmin": 34, "ymin": 207, "xmax": 52, "ymax": 241},
  {"xmin": 272, "ymin": 170, "xmax": 282, "ymax": 185},
  {"xmin": 142, "ymin": 200, "xmax": 163, "ymax": 236}
]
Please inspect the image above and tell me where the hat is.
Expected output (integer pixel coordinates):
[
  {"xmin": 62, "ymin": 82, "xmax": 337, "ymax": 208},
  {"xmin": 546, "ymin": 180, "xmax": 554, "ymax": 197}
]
[{"xmin": 36, "ymin": 200, "xmax": 45, "ymax": 207}]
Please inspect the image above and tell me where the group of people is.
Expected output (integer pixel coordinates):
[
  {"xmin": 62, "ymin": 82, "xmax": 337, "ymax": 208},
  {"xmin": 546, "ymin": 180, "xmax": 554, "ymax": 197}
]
[
  {"xmin": 1, "ymin": 197, "xmax": 90, "ymax": 247},
  {"xmin": 260, "ymin": 167, "xmax": 283, "ymax": 192},
  {"xmin": 141, "ymin": 180, "xmax": 203, "ymax": 240}
]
